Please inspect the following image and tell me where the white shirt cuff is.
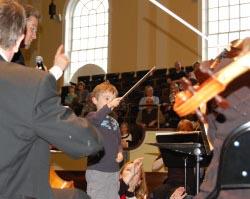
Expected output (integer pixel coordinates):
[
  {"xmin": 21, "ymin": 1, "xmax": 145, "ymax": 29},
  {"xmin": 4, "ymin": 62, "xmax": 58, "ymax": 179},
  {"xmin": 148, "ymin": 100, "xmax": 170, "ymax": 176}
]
[{"xmin": 49, "ymin": 65, "xmax": 63, "ymax": 80}]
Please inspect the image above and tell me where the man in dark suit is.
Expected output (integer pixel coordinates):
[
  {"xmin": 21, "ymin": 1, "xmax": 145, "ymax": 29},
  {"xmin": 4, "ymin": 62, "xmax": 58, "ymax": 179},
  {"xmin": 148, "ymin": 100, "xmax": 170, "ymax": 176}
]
[
  {"xmin": 11, "ymin": 4, "xmax": 41, "ymax": 65},
  {"xmin": 0, "ymin": 1, "xmax": 103, "ymax": 199}
]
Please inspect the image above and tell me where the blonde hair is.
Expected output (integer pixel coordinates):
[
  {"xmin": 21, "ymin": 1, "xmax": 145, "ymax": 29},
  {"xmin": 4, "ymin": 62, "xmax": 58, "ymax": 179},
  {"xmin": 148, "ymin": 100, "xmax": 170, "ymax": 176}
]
[
  {"xmin": 92, "ymin": 82, "xmax": 118, "ymax": 99},
  {"xmin": 177, "ymin": 119, "xmax": 194, "ymax": 131},
  {"xmin": 120, "ymin": 161, "xmax": 148, "ymax": 199}
]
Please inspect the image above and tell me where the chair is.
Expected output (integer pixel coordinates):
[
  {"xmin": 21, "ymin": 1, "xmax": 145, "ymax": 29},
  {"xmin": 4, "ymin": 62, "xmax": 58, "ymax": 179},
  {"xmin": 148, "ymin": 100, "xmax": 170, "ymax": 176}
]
[
  {"xmin": 106, "ymin": 72, "xmax": 120, "ymax": 86},
  {"xmin": 151, "ymin": 68, "xmax": 167, "ymax": 78},
  {"xmin": 89, "ymin": 74, "xmax": 105, "ymax": 89},
  {"xmin": 77, "ymin": 75, "xmax": 90, "ymax": 85},
  {"xmin": 136, "ymin": 69, "xmax": 150, "ymax": 79},
  {"xmin": 120, "ymin": 71, "xmax": 136, "ymax": 90},
  {"xmin": 206, "ymin": 121, "xmax": 250, "ymax": 199}
]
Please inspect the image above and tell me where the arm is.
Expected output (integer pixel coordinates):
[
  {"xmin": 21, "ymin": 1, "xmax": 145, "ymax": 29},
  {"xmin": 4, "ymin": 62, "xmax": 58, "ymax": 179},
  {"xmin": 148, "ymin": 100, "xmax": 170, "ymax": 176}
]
[
  {"xmin": 33, "ymin": 74, "xmax": 103, "ymax": 159},
  {"xmin": 152, "ymin": 157, "xmax": 164, "ymax": 171}
]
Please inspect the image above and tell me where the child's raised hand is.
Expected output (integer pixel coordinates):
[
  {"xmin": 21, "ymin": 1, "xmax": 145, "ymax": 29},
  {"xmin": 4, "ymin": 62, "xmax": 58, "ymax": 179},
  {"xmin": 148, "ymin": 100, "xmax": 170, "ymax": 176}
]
[
  {"xmin": 116, "ymin": 152, "xmax": 124, "ymax": 163},
  {"xmin": 107, "ymin": 97, "xmax": 122, "ymax": 110}
]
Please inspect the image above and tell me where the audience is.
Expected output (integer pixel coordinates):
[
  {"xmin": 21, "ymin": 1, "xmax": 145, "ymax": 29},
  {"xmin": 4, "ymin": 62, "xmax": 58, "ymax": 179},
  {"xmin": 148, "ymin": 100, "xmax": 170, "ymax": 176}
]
[
  {"xmin": 136, "ymin": 97, "xmax": 165, "ymax": 128},
  {"xmin": 119, "ymin": 158, "xmax": 148, "ymax": 199}
]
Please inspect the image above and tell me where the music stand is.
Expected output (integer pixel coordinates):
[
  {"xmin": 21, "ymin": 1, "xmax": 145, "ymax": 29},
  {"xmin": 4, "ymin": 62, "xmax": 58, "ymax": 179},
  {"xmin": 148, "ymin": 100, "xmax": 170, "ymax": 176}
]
[{"xmin": 149, "ymin": 128, "xmax": 212, "ymax": 194}]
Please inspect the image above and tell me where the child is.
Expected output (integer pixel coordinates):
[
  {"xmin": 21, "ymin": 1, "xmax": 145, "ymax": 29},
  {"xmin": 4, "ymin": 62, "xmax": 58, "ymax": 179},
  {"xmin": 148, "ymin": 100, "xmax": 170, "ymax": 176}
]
[
  {"xmin": 119, "ymin": 158, "xmax": 148, "ymax": 199},
  {"xmin": 86, "ymin": 82, "xmax": 123, "ymax": 199},
  {"xmin": 64, "ymin": 85, "xmax": 78, "ymax": 106},
  {"xmin": 120, "ymin": 122, "xmax": 132, "ymax": 148}
]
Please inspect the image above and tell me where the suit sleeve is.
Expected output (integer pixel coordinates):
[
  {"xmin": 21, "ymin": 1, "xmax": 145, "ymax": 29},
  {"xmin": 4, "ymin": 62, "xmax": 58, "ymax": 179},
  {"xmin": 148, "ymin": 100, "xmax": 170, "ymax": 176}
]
[{"xmin": 32, "ymin": 74, "xmax": 103, "ymax": 159}]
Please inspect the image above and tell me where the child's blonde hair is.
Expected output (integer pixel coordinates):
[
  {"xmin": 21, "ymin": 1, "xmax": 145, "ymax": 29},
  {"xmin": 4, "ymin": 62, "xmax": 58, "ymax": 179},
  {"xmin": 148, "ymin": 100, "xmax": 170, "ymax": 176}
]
[
  {"xmin": 120, "ymin": 161, "xmax": 148, "ymax": 199},
  {"xmin": 92, "ymin": 82, "xmax": 118, "ymax": 99}
]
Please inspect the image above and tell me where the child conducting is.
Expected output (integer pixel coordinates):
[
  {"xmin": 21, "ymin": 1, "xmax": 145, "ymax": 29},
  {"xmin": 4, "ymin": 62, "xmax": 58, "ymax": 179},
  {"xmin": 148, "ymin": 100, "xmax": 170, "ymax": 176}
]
[{"xmin": 86, "ymin": 82, "xmax": 123, "ymax": 199}]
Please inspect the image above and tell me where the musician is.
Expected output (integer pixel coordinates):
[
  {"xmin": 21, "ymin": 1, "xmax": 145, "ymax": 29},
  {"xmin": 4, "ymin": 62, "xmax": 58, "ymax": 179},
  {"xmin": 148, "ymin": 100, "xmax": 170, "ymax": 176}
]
[
  {"xmin": 0, "ymin": 1, "xmax": 103, "ymax": 199},
  {"xmin": 171, "ymin": 38, "xmax": 250, "ymax": 199}
]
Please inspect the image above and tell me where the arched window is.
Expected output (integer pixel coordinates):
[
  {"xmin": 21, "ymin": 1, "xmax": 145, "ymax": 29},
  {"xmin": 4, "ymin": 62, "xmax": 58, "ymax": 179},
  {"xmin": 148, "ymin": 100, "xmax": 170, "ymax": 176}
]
[
  {"xmin": 64, "ymin": 0, "xmax": 109, "ymax": 83},
  {"xmin": 203, "ymin": 0, "xmax": 250, "ymax": 60}
]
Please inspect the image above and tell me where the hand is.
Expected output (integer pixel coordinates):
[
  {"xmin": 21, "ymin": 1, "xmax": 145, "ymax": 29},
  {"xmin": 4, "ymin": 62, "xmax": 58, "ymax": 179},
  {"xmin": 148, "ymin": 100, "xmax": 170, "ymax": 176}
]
[
  {"xmin": 121, "ymin": 140, "xmax": 128, "ymax": 148},
  {"xmin": 148, "ymin": 120, "xmax": 156, "ymax": 127},
  {"xmin": 107, "ymin": 97, "xmax": 122, "ymax": 110},
  {"xmin": 170, "ymin": 187, "xmax": 187, "ymax": 199},
  {"xmin": 53, "ymin": 45, "xmax": 69, "ymax": 72},
  {"xmin": 35, "ymin": 64, "xmax": 48, "ymax": 72},
  {"xmin": 133, "ymin": 157, "xmax": 144, "ymax": 175},
  {"xmin": 116, "ymin": 152, "xmax": 123, "ymax": 163}
]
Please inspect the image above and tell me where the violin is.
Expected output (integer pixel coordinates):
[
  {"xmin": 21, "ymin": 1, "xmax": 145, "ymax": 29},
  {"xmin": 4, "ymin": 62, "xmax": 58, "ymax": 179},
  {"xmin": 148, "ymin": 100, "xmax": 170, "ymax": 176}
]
[
  {"xmin": 173, "ymin": 38, "xmax": 250, "ymax": 122},
  {"xmin": 194, "ymin": 39, "xmax": 244, "ymax": 84}
]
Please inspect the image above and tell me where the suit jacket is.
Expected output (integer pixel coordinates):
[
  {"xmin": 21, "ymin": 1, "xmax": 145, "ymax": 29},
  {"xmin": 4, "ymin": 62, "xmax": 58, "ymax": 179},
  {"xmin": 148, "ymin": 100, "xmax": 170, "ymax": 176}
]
[
  {"xmin": 0, "ymin": 59, "xmax": 103, "ymax": 199},
  {"xmin": 11, "ymin": 49, "xmax": 25, "ymax": 65}
]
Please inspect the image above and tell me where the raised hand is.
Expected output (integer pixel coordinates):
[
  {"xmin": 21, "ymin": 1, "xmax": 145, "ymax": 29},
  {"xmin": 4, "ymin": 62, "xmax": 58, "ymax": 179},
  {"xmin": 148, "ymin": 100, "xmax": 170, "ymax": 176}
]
[{"xmin": 53, "ymin": 45, "xmax": 69, "ymax": 71}]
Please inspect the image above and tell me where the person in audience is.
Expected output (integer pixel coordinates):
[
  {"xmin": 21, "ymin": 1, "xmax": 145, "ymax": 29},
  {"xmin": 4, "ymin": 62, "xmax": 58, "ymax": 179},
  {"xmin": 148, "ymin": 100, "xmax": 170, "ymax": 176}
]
[
  {"xmin": 65, "ymin": 85, "xmax": 78, "ymax": 106},
  {"xmin": 188, "ymin": 61, "xmax": 200, "ymax": 84},
  {"xmin": 76, "ymin": 81, "xmax": 89, "ymax": 103},
  {"xmin": 169, "ymin": 61, "xmax": 188, "ymax": 88},
  {"xmin": 81, "ymin": 92, "xmax": 97, "ymax": 117},
  {"xmin": 139, "ymin": 85, "xmax": 159, "ymax": 110},
  {"xmin": 120, "ymin": 122, "xmax": 133, "ymax": 148},
  {"xmin": 136, "ymin": 97, "xmax": 165, "ymax": 128},
  {"xmin": 0, "ymin": 1, "xmax": 103, "ymax": 198},
  {"xmin": 119, "ymin": 158, "xmax": 148, "ymax": 199},
  {"xmin": 151, "ymin": 119, "xmax": 196, "ymax": 199},
  {"xmin": 160, "ymin": 75, "xmax": 172, "ymax": 103},
  {"xmin": 85, "ymin": 82, "xmax": 123, "ymax": 199}
]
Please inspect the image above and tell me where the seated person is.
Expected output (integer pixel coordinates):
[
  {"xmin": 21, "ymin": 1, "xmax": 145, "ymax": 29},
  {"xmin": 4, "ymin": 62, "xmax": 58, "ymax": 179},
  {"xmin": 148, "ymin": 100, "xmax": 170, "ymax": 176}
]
[
  {"xmin": 151, "ymin": 119, "xmax": 196, "ymax": 199},
  {"xmin": 119, "ymin": 158, "xmax": 148, "ymax": 199},
  {"xmin": 120, "ymin": 122, "xmax": 133, "ymax": 148},
  {"xmin": 76, "ymin": 81, "xmax": 89, "ymax": 103},
  {"xmin": 139, "ymin": 85, "xmax": 159, "ymax": 110},
  {"xmin": 169, "ymin": 61, "xmax": 188, "ymax": 85},
  {"xmin": 136, "ymin": 97, "xmax": 165, "ymax": 128},
  {"xmin": 64, "ymin": 85, "xmax": 78, "ymax": 106},
  {"xmin": 81, "ymin": 92, "xmax": 97, "ymax": 117}
]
